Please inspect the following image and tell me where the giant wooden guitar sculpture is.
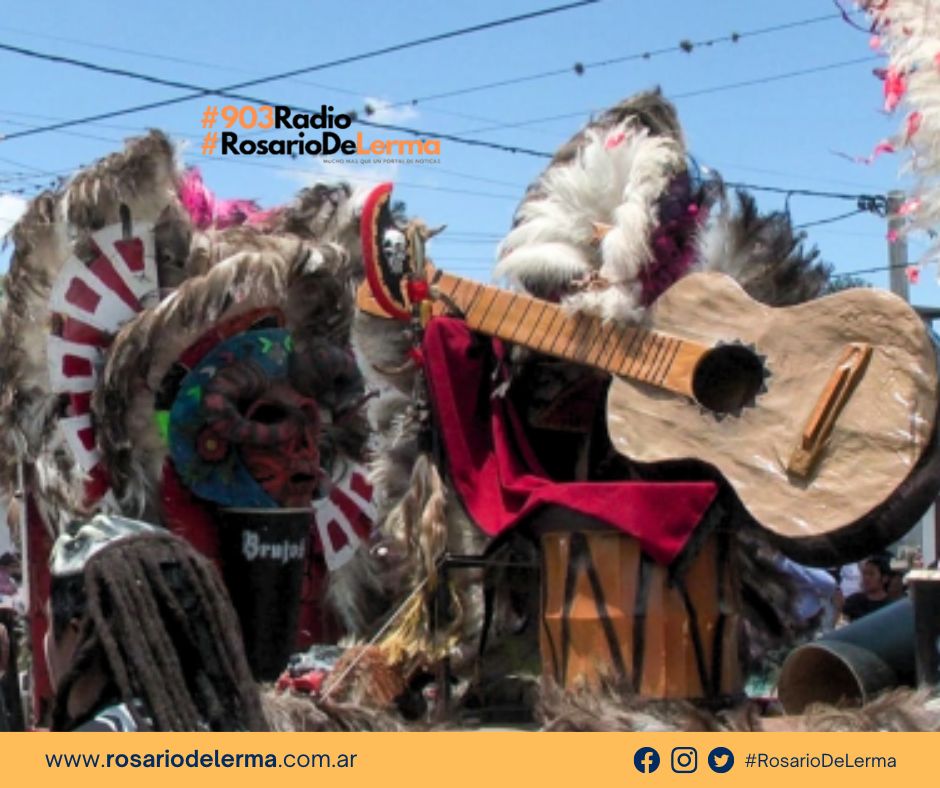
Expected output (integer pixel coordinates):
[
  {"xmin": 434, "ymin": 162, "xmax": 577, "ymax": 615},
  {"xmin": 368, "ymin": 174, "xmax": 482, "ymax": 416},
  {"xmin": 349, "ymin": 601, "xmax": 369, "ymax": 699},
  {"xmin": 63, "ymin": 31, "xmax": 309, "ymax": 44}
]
[{"xmin": 359, "ymin": 184, "xmax": 940, "ymax": 563}]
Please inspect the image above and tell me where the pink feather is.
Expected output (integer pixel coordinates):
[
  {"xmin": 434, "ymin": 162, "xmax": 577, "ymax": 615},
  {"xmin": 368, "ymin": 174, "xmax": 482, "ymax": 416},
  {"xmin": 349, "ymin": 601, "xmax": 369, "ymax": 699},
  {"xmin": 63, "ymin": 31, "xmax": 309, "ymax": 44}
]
[{"xmin": 178, "ymin": 168, "xmax": 269, "ymax": 229}]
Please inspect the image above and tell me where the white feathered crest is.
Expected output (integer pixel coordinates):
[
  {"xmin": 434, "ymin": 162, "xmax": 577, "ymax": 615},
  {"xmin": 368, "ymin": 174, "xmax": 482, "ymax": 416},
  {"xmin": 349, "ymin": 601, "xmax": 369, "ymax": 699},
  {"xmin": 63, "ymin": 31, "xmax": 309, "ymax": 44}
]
[
  {"xmin": 496, "ymin": 113, "xmax": 684, "ymax": 321},
  {"xmin": 865, "ymin": 1, "xmax": 940, "ymax": 266}
]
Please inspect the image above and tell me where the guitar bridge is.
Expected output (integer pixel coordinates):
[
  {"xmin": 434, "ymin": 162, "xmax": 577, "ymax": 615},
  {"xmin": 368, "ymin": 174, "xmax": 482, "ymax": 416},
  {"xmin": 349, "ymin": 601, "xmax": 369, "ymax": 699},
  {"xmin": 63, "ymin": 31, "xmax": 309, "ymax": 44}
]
[{"xmin": 788, "ymin": 342, "xmax": 873, "ymax": 479}]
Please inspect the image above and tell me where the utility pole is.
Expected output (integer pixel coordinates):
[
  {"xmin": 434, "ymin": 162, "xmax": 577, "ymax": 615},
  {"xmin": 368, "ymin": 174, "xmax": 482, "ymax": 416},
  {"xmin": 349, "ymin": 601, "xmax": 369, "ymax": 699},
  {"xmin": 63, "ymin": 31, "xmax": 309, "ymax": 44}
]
[{"xmin": 887, "ymin": 190, "xmax": 910, "ymax": 302}]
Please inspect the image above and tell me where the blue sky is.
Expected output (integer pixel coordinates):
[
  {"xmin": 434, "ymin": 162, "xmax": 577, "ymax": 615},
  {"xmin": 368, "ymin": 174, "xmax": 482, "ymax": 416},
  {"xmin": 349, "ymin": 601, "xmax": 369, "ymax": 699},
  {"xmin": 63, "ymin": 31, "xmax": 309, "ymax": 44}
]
[{"xmin": 0, "ymin": 0, "xmax": 930, "ymax": 306}]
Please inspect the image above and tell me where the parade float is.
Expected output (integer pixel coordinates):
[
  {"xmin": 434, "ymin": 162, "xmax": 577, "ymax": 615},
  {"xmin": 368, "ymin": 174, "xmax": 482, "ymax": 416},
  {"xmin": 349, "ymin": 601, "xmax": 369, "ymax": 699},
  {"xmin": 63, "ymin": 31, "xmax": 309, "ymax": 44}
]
[{"xmin": 1, "ymin": 3, "xmax": 940, "ymax": 729}]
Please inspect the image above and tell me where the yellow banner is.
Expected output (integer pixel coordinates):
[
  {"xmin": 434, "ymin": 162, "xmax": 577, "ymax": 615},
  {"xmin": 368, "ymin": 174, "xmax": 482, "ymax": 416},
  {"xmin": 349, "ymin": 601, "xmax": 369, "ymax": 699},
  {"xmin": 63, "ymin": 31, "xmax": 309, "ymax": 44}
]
[{"xmin": 0, "ymin": 732, "xmax": 931, "ymax": 787}]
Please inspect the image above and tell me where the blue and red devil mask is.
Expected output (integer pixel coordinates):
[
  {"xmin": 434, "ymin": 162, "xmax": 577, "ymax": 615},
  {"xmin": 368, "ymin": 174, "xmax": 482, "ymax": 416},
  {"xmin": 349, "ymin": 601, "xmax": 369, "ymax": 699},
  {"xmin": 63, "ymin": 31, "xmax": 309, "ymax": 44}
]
[{"xmin": 168, "ymin": 328, "xmax": 321, "ymax": 509}]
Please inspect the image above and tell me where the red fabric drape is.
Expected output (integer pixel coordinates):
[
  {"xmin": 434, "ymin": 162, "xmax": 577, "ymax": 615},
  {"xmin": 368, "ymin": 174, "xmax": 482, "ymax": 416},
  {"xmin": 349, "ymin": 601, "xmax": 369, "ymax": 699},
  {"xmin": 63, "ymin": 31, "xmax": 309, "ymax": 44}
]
[{"xmin": 422, "ymin": 318, "xmax": 717, "ymax": 566}]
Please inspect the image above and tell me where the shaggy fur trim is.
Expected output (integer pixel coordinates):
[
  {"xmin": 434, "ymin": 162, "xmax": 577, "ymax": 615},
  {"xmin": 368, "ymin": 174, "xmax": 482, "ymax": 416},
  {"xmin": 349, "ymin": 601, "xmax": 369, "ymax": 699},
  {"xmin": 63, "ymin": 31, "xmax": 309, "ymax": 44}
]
[
  {"xmin": 798, "ymin": 689, "xmax": 940, "ymax": 732},
  {"xmin": 537, "ymin": 679, "xmax": 737, "ymax": 732},
  {"xmin": 268, "ymin": 182, "xmax": 373, "ymax": 283},
  {"xmin": 361, "ymin": 388, "xmax": 495, "ymax": 671},
  {"xmin": 541, "ymin": 89, "xmax": 684, "ymax": 171},
  {"xmin": 537, "ymin": 681, "xmax": 940, "ymax": 732},
  {"xmin": 693, "ymin": 190, "xmax": 831, "ymax": 307},
  {"xmin": 0, "ymin": 131, "xmax": 183, "ymax": 529},
  {"xmin": 61, "ymin": 130, "xmax": 178, "ymax": 229},
  {"xmin": 497, "ymin": 117, "xmax": 684, "ymax": 320},
  {"xmin": 261, "ymin": 685, "xmax": 405, "ymax": 731},
  {"xmin": 92, "ymin": 240, "xmax": 353, "ymax": 516}
]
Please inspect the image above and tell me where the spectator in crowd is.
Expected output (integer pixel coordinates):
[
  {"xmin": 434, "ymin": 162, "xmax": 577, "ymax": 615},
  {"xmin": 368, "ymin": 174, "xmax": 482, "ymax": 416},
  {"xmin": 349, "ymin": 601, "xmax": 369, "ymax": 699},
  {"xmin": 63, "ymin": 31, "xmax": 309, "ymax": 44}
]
[
  {"xmin": 842, "ymin": 553, "xmax": 893, "ymax": 622},
  {"xmin": 46, "ymin": 515, "xmax": 266, "ymax": 731},
  {"xmin": 886, "ymin": 567, "xmax": 906, "ymax": 602}
]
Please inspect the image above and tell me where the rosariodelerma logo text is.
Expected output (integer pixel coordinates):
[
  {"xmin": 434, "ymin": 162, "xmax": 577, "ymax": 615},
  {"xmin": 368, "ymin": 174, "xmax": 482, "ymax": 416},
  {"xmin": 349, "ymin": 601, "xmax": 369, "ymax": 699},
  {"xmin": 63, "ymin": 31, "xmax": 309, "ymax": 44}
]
[{"xmin": 200, "ymin": 104, "xmax": 441, "ymax": 159}]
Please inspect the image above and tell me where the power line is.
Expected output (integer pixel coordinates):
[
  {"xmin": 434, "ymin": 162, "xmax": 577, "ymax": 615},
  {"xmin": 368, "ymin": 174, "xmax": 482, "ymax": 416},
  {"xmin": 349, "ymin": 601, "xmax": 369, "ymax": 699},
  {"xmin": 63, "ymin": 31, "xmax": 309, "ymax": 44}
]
[
  {"xmin": 386, "ymin": 12, "xmax": 842, "ymax": 108},
  {"xmin": 670, "ymin": 55, "xmax": 878, "ymax": 100},
  {"xmin": 440, "ymin": 230, "xmax": 506, "ymax": 238},
  {"xmin": 0, "ymin": 9, "xmax": 848, "ymax": 139},
  {"xmin": 793, "ymin": 208, "xmax": 868, "ymax": 230},
  {"xmin": 0, "ymin": 1, "xmax": 597, "ymax": 143},
  {"xmin": 0, "ymin": 43, "xmax": 884, "ymax": 165},
  {"xmin": 452, "ymin": 56, "xmax": 880, "ymax": 136},
  {"xmin": 190, "ymin": 154, "xmax": 520, "ymax": 201},
  {"xmin": 712, "ymin": 160, "xmax": 878, "ymax": 192},
  {"xmin": 0, "ymin": 42, "xmax": 554, "ymax": 157},
  {"xmin": 1, "ymin": 100, "xmax": 886, "ymax": 198},
  {"xmin": 429, "ymin": 238, "xmax": 503, "ymax": 245},
  {"xmin": 838, "ymin": 262, "xmax": 910, "ymax": 278},
  {"xmin": 0, "ymin": 99, "xmax": 889, "ymax": 208},
  {"xmin": 722, "ymin": 181, "xmax": 885, "ymax": 203},
  {"xmin": 0, "ymin": 153, "xmax": 62, "ymax": 180},
  {"xmin": 0, "ymin": 24, "xmax": 263, "ymax": 74},
  {"xmin": 0, "ymin": 105, "xmax": 536, "ymax": 193},
  {"xmin": 0, "ymin": 115, "xmax": 131, "ymax": 145},
  {"xmin": 0, "ymin": 34, "xmax": 554, "ymax": 137}
]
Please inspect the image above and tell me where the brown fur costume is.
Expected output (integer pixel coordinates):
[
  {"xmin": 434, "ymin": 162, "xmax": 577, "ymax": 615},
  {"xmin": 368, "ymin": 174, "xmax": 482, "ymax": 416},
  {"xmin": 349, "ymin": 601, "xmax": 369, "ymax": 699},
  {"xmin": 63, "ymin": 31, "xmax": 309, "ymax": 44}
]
[
  {"xmin": 0, "ymin": 133, "xmax": 382, "ymax": 639},
  {"xmin": 537, "ymin": 682, "xmax": 940, "ymax": 732},
  {"xmin": 0, "ymin": 132, "xmax": 185, "ymax": 531}
]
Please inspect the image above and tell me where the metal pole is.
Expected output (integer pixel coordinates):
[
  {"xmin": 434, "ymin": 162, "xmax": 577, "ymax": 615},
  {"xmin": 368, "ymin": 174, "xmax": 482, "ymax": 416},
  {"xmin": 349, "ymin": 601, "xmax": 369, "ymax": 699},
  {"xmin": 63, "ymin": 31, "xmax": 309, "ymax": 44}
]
[{"xmin": 887, "ymin": 190, "xmax": 910, "ymax": 301}]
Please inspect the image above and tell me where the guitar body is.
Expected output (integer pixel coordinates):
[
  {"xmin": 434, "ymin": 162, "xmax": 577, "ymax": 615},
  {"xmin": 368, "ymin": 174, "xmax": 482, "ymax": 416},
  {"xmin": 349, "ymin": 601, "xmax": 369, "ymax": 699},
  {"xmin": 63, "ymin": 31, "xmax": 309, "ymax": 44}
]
[
  {"xmin": 607, "ymin": 272, "xmax": 940, "ymax": 563},
  {"xmin": 355, "ymin": 181, "xmax": 940, "ymax": 563}
]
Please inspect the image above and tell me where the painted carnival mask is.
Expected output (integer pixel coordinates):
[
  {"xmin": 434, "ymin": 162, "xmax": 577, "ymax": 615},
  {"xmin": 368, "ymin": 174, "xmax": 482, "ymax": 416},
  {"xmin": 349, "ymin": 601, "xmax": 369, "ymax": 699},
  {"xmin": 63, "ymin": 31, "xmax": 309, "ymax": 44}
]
[
  {"xmin": 203, "ymin": 371, "xmax": 321, "ymax": 509},
  {"xmin": 168, "ymin": 327, "xmax": 323, "ymax": 510}
]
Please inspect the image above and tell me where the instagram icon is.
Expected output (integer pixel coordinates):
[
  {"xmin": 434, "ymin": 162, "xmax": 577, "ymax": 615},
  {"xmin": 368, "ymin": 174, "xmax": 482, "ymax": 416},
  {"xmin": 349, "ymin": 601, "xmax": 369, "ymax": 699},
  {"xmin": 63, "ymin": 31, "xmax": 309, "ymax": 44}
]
[{"xmin": 671, "ymin": 747, "xmax": 698, "ymax": 773}]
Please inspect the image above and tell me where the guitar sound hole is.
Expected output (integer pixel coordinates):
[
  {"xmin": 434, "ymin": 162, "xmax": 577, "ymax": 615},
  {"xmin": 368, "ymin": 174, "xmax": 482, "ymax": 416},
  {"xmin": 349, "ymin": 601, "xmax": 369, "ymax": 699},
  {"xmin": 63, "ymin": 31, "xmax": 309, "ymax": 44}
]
[{"xmin": 692, "ymin": 345, "xmax": 765, "ymax": 417}]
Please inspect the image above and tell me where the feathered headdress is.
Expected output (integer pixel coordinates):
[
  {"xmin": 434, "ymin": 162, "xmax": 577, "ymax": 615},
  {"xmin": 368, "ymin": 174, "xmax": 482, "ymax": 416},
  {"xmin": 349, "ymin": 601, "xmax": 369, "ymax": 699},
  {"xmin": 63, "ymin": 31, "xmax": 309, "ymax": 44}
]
[
  {"xmin": 496, "ymin": 91, "xmax": 697, "ymax": 320},
  {"xmin": 0, "ymin": 134, "xmax": 375, "ymax": 555},
  {"xmin": 494, "ymin": 90, "xmax": 830, "ymax": 318},
  {"xmin": 0, "ymin": 131, "xmax": 185, "ymax": 531},
  {"xmin": 863, "ymin": 1, "xmax": 940, "ymax": 266}
]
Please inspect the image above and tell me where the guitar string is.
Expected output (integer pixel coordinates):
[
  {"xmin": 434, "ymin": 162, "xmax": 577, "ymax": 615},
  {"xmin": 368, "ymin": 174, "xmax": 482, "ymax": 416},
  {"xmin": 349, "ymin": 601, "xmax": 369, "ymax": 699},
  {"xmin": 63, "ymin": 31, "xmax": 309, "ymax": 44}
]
[
  {"xmin": 439, "ymin": 275, "xmax": 693, "ymax": 390},
  {"xmin": 510, "ymin": 297, "xmax": 537, "ymax": 344}
]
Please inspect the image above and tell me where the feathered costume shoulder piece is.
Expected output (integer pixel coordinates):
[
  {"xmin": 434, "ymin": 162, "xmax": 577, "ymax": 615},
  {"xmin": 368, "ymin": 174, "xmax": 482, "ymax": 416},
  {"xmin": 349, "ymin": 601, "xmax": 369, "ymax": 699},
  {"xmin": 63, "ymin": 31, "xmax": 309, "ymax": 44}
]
[
  {"xmin": 0, "ymin": 132, "xmax": 373, "ymax": 537},
  {"xmin": 495, "ymin": 90, "xmax": 830, "ymax": 320}
]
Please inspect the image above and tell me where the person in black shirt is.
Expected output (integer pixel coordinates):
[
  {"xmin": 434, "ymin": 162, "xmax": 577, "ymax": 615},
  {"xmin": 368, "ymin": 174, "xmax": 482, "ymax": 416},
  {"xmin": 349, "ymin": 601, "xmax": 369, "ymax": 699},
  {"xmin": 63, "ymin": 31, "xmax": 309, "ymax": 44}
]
[
  {"xmin": 45, "ymin": 515, "xmax": 267, "ymax": 731},
  {"xmin": 842, "ymin": 554, "xmax": 893, "ymax": 622}
]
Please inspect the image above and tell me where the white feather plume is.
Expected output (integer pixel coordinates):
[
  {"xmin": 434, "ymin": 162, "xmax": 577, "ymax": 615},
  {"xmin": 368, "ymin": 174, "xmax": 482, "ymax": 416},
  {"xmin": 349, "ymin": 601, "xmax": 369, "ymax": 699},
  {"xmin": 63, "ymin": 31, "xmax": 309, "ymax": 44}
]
[
  {"xmin": 866, "ymin": 1, "xmax": 940, "ymax": 266},
  {"xmin": 495, "ymin": 120, "xmax": 683, "ymax": 320}
]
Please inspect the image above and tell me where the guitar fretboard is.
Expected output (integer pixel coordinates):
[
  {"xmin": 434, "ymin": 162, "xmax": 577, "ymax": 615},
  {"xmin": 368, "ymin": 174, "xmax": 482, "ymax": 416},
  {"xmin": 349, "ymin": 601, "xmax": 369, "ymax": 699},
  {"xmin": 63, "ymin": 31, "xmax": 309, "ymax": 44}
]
[{"xmin": 434, "ymin": 272, "xmax": 708, "ymax": 397}]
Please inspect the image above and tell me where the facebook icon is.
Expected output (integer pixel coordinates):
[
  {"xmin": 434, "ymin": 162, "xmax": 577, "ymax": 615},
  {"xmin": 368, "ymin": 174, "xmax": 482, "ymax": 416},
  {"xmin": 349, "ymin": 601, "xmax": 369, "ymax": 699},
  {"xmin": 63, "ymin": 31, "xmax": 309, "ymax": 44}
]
[{"xmin": 634, "ymin": 747, "xmax": 661, "ymax": 774}]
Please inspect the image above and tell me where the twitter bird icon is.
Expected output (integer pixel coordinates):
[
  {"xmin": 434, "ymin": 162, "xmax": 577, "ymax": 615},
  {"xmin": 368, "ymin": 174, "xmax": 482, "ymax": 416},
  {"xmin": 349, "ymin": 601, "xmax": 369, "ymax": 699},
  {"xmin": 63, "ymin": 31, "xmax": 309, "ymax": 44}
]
[{"xmin": 708, "ymin": 747, "xmax": 734, "ymax": 774}]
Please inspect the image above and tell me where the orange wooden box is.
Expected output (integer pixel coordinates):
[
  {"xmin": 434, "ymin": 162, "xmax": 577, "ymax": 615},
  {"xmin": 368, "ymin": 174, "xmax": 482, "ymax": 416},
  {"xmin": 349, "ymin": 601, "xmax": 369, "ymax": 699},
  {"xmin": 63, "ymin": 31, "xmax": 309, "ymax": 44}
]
[{"xmin": 536, "ymin": 509, "xmax": 742, "ymax": 700}]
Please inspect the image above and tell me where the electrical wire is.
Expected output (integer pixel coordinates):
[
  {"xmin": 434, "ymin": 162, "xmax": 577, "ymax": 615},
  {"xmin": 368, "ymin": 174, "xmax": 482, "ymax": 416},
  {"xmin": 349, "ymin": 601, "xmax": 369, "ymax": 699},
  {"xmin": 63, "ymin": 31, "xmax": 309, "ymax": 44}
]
[
  {"xmin": 837, "ymin": 262, "xmax": 910, "ymax": 278},
  {"xmin": 722, "ymin": 181, "xmax": 885, "ymax": 203},
  {"xmin": 0, "ymin": 44, "xmax": 556, "ymax": 156},
  {"xmin": 0, "ymin": 1, "xmax": 597, "ymax": 143},
  {"xmin": 793, "ymin": 208, "xmax": 869, "ymax": 229},
  {"xmin": 386, "ymin": 12, "xmax": 843, "ymax": 108},
  {"xmin": 452, "ymin": 56, "xmax": 880, "ymax": 136},
  {"xmin": 0, "ymin": 9, "xmax": 848, "ymax": 144}
]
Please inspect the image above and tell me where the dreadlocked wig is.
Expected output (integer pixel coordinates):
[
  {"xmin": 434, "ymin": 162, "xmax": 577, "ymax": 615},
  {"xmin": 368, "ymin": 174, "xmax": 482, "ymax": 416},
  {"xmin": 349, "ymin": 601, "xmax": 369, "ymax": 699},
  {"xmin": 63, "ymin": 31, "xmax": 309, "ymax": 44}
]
[{"xmin": 50, "ymin": 530, "xmax": 266, "ymax": 731}]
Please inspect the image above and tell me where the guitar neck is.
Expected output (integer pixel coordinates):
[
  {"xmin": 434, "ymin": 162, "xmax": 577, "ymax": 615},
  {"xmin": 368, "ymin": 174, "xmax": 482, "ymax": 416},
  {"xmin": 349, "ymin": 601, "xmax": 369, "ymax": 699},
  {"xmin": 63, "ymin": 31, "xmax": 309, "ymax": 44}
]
[{"xmin": 433, "ymin": 272, "xmax": 708, "ymax": 397}]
